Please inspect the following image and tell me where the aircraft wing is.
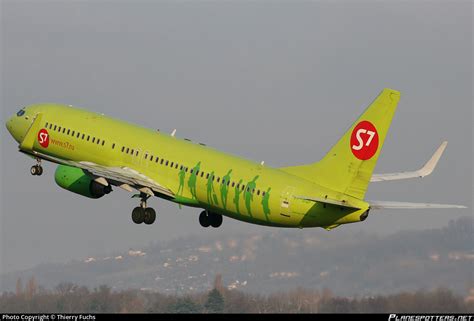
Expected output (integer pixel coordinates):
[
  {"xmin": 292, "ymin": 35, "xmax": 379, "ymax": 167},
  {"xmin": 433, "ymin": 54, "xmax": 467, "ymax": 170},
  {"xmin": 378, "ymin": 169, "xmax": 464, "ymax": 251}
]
[
  {"xmin": 370, "ymin": 141, "xmax": 447, "ymax": 182},
  {"xmin": 22, "ymin": 150, "xmax": 175, "ymax": 198},
  {"xmin": 78, "ymin": 161, "xmax": 175, "ymax": 197},
  {"xmin": 368, "ymin": 200, "xmax": 466, "ymax": 209}
]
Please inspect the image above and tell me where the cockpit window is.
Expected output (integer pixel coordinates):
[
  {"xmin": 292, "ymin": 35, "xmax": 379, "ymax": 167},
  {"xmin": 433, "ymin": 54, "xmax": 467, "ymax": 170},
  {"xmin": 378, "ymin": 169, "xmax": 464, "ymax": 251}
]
[{"xmin": 16, "ymin": 109, "xmax": 25, "ymax": 116}]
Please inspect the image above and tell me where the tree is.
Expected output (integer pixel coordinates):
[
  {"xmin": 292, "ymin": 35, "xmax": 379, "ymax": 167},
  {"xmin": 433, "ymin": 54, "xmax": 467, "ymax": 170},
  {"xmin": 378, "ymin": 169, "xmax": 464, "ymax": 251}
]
[
  {"xmin": 205, "ymin": 289, "xmax": 225, "ymax": 313},
  {"xmin": 165, "ymin": 298, "xmax": 202, "ymax": 313},
  {"xmin": 15, "ymin": 278, "xmax": 23, "ymax": 297},
  {"xmin": 25, "ymin": 276, "xmax": 38, "ymax": 299},
  {"xmin": 213, "ymin": 274, "xmax": 224, "ymax": 293}
]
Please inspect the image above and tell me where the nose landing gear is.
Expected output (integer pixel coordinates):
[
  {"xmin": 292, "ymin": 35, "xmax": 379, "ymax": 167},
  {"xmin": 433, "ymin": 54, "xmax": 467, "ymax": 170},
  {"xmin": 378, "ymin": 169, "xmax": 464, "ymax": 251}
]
[
  {"xmin": 131, "ymin": 192, "xmax": 156, "ymax": 225},
  {"xmin": 30, "ymin": 158, "xmax": 43, "ymax": 176}
]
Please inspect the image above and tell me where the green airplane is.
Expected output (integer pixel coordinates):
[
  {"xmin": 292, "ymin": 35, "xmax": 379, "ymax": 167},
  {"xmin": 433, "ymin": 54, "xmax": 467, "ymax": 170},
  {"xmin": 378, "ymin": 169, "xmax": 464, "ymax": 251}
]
[{"xmin": 5, "ymin": 89, "xmax": 465, "ymax": 230}]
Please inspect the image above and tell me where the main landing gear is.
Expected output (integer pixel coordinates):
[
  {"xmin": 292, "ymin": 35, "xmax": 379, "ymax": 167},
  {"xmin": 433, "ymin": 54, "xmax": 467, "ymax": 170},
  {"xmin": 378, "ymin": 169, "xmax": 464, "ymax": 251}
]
[
  {"xmin": 30, "ymin": 158, "xmax": 43, "ymax": 176},
  {"xmin": 199, "ymin": 210, "xmax": 223, "ymax": 228},
  {"xmin": 131, "ymin": 193, "xmax": 156, "ymax": 225}
]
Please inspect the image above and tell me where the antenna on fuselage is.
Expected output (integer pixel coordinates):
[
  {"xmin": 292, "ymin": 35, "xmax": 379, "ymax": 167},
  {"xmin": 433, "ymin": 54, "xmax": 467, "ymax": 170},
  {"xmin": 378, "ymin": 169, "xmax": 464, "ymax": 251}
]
[
  {"xmin": 171, "ymin": 129, "xmax": 176, "ymax": 137},
  {"xmin": 260, "ymin": 161, "xmax": 265, "ymax": 166}
]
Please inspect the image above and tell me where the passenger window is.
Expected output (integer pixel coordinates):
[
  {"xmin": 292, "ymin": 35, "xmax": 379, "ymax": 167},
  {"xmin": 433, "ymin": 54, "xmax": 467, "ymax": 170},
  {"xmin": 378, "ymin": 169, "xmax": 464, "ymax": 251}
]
[
  {"xmin": 77, "ymin": 132, "xmax": 80, "ymax": 138},
  {"xmin": 155, "ymin": 157, "xmax": 159, "ymax": 163},
  {"xmin": 180, "ymin": 165, "xmax": 184, "ymax": 170},
  {"xmin": 87, "ymin": 135, "xmax": 90, "ymax": 141},
  {"xmin": 62, "ymin": 128, "xmax": 66, "ymax": 133},
  {"xmin": 82, "ymin": 134, "xmax": 85, "ymax": 140},
  {"xmin": 185, "ymin": 167, "xmax": 188, "ymax": 172},
  {"xmin": 126, "ymin": 147, "xmax": 130, "ymax": 153},
  {"xmin": 144, "ymin": 153, "xmax": 148, "ymax": 160},
  {"xmin": 160, "ymin": 159, "xmax": 164, "ymax": 165},
  {"xmin": 262, "ymin": 191, "xmax": 266, "ymax": 197},
  {"xmin": 171, "ymin": 162, "xmax": 174, "ymax": 167},
  {"xmin": 206, "ymin": 173, "xmax": 209, "ymax": 179},
  {"xmin": 97, "ymin": 139, "xmax": 101, "ymax": 145},
  {"xmin": 190, "ymin": 169, "xmax": 193, "ymax": 174},
  {"xmin": 166, "ymin": 161, "xmax": 169, "ymax": 166},
  {"xmin": 45, "ymin": 122, "xmax": 49, "ymax": 127},
  {"xmin": 242, "ymin": 185, "xmax": 245, "ymax": 191},
  {"xmin": 54, "ymin": 125, "xmax": 57, "ymax": 131},
  {"xmin": 200, "ymin": 172, "xmax": 204, "ymax": 177},
  {"xmin": 232, "ymin": 182, "xmax": 235, "ymax": 187},
  {"xmin": 112, "ymin": 143, "xmax": 115, "ymax": 149},
  {"xmin": 227, "ymin": 181, "xmax": 230, "ymax": 186},
  {"xmin": 121, "ymin": 146, "xmax": 125, "ymax": 152},
  {"xmin": 257, "ymin": 190, "xmax": 260, "ymax": 196},
  {"xmin": 92, "ymin": 137, "xmax": 95, "ymax": 143},
  {"xmin": 71, "ymin": 131, "xmax": 75, "ymax": 136},
  {"xmin": 58, "ymin": 126, "xmax": 61, "ymax": 132},
  {"xmin": 67, "ymin": 129, "xmax": 70, "ymax": 135},
  {"xmin": 102, "ymin": 141, "xmax": 105, "ymax": 146},
  {"xmin": 175, "ymin": 163, "xmax": 179, "ymax": 169},
  {"xmin": 136, "ymin": 150, "xmax": 139, "ymax": 156},
  {"xmin": 131, "ymin": 149, "xmax": 134, "ymax": 155}
]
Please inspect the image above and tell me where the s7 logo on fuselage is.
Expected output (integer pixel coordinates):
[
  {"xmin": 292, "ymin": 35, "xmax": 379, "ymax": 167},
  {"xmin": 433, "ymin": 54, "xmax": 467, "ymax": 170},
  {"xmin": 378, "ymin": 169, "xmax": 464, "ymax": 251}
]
[{"xmin": 37, "ymin": 128, "xmax": 49, "ymax": 148}]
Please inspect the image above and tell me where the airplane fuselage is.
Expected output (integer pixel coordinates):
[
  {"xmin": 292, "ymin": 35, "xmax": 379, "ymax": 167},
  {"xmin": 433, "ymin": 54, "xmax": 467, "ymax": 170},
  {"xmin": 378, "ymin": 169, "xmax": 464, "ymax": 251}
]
[{"xmin": 6, "ymin": 103, "xmax": 369, "ymax": 229}]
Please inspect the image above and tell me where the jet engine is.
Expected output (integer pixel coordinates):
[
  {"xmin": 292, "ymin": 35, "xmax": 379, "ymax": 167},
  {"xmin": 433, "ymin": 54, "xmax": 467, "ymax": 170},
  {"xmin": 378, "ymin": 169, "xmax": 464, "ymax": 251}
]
[{"xmin": 54, "ymin": 165, "xmax": 111, "ymax": 199}]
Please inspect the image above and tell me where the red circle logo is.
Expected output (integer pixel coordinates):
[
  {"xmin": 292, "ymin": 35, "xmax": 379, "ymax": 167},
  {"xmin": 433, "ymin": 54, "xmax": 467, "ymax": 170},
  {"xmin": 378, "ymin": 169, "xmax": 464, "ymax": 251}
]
[
  {"xmin": 37, "ymin": 128, "xmax": 50, "ymax": 148},
  {"xmin": 350, "ymin": 121, "xmax": 379, "ymax": 160}
]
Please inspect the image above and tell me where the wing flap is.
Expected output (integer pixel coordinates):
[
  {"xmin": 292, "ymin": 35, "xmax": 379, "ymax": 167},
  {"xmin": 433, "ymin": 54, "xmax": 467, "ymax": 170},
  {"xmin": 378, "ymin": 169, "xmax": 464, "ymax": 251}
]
[
  {"xmin": 369, "ymin": 200, "xmax": 466, "ymax": 209},
  {"xmin": 371, "ymin": 141, "xmax": 447, "ymax": 182}
]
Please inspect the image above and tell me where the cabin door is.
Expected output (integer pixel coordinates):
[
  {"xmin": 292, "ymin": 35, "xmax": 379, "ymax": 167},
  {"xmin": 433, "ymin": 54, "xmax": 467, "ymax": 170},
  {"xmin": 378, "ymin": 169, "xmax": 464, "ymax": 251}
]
[{"xmin": 280, "ymin": 186, "xmax": 295, "ymax": 218}]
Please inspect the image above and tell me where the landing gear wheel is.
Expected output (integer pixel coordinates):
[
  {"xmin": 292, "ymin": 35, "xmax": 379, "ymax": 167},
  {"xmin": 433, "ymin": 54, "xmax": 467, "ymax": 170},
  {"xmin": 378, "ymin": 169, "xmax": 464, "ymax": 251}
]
[
  {"xmin": 30, "ymin": 165, "xmax": 43, "ymax": 176},
  {"xmin": 199, "ymin": 211, "xmax": 211, "ymax": 228},
  {"xmin": 144, "ymin": 207, "xmax": 156, "ymax": 225},
  {"xmin": 132, "ymin": 207, "xmax": 145, "ymax": 224},
  {"xmin": 210, "ymin": 213, "xmax": 223, "ymax": 228}
]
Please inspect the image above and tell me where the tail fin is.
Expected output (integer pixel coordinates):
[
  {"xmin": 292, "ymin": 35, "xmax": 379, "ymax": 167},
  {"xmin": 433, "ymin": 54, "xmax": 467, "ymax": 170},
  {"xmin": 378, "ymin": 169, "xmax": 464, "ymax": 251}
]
[{"xmin": 280, "ymin": 88, "xmax": 400, "ymax": 199}]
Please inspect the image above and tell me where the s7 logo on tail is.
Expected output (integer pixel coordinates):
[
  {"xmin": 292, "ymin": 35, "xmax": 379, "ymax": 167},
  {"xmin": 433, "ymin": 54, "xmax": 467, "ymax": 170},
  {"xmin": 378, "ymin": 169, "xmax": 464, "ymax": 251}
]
[{"xmin": 350, "ymin": 121, "xmax": 378, "ymax": 160}]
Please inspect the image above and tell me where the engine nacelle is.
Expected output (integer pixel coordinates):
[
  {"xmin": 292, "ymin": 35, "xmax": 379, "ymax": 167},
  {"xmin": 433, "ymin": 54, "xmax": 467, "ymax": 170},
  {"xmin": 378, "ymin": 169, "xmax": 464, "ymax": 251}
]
[{"xmin": 54, "ymin": 165, "xmax": 111, "ymax": 199}]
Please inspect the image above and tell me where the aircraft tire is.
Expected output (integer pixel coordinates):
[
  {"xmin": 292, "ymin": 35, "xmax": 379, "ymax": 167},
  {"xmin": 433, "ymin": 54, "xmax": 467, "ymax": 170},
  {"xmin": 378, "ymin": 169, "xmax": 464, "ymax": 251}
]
[
  {"xmin": 132, "ymin": 207, "xmax": 145, "ymax": 224},
  {"xmin": 36, "ymin": 166, "xmax": 43, "ymax": 176},
  {"xmin": 199, "ymin": 211, "xmax": 211, "ymax": 228},
  {"xmin": 209, "ymin": 212, "xmax": 223, "ymax": 228},
  {"xmin": 144, "ymin": 207, "xmax": 156, "ymax": 225}
]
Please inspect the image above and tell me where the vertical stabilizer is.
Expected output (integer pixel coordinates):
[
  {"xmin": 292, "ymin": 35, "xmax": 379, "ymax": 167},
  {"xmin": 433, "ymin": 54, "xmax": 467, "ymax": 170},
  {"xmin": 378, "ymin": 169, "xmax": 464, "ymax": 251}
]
[{"xmin": 280, "ymin": 88, "xmax": 400, "ymax": 199}]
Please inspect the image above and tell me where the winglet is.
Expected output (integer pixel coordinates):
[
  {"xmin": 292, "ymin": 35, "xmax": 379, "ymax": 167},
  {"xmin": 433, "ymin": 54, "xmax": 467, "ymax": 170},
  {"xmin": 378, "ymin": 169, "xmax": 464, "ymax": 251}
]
[
  {"xmin": 418, "ymin": 141, "xmax": 447, "ymax": 177},
  {"xmin": 370, "ymin": 141, "xmax": 448, "ymax": 182}
]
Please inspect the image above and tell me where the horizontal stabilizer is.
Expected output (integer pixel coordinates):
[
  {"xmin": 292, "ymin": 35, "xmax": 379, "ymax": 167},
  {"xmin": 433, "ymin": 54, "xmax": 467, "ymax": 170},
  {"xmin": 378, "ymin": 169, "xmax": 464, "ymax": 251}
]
[
  {"xmin": 294, "ymin": 195, "xmax": 362, "ymax": 209},
  {"xmin": 371, "ymin": 141, "xmax": 447, "ymax": 182},
  {"xmin": 369, "ymin": 200, "xmax": 466, "ymax": 209}
]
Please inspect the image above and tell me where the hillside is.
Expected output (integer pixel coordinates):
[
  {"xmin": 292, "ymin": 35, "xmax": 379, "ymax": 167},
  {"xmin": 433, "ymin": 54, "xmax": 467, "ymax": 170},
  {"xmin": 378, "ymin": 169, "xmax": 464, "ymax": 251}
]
[{"xmin": 1, "ymin": 217, "xmax": 472, "ymax": 296}]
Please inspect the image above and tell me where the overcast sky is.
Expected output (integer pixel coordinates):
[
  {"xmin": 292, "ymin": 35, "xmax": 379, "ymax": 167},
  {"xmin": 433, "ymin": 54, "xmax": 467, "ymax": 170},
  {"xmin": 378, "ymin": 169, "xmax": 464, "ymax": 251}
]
[{"xmin": 1, "ymin": 0, "xmax": 472, "ymax": 275}]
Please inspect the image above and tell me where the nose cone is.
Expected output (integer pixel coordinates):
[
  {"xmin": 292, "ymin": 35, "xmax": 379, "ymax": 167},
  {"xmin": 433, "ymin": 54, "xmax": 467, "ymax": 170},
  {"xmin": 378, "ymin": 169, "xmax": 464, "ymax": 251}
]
[{"xmin": 5, "ymin": 112, "xmax": 30, "ymax": 144}]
